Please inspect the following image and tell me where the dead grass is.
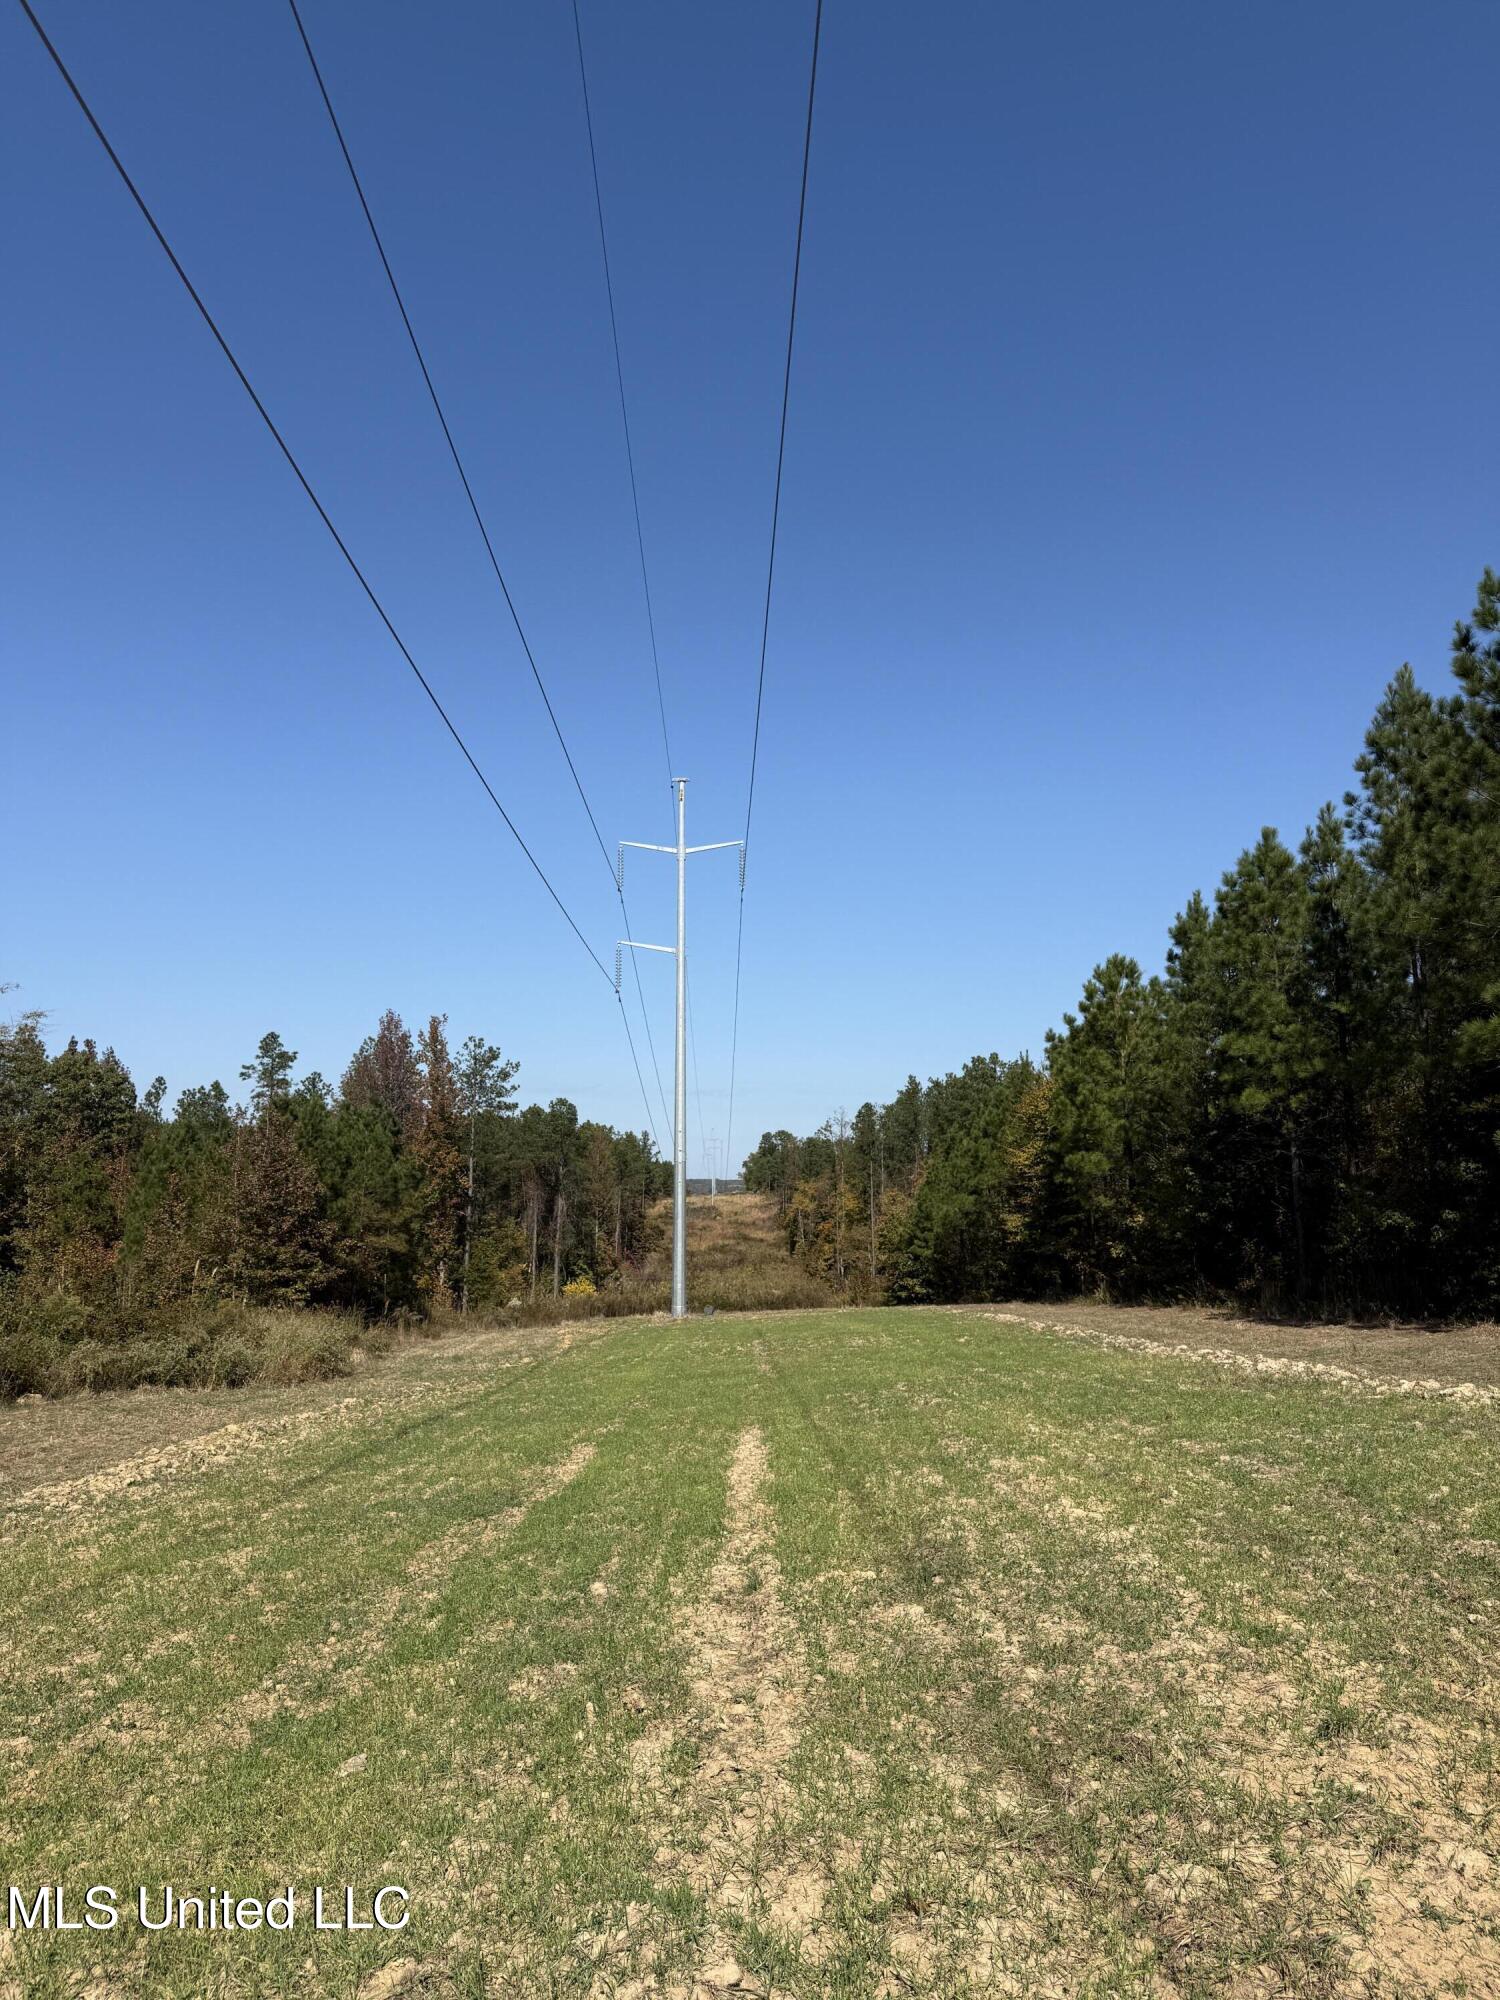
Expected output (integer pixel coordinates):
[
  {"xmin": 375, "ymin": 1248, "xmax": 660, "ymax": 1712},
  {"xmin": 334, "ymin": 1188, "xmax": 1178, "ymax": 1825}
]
[
  {"xmin": 0, "ymin": 1316, "xmax": 558, "ymax": 1509},
  {"xmin": 494, "ymin": 1195, "xmax": 831, "ymax": 1325}
]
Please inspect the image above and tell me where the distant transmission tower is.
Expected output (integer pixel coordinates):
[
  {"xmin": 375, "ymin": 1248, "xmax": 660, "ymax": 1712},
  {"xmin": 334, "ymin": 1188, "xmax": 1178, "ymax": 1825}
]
[{"xmin": 617, "ymin": 779, "xmax": 743, "ymax": 1318}]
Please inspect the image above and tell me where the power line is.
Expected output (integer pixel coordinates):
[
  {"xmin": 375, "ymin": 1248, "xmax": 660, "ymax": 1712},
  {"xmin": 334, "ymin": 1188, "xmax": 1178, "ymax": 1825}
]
[
  {"xmin": 282, "ymin": 0, "xmax": 672, "ymax": 1144},
  {"xmin": 15, "ymin": 0, "xmax": 667, "ymax": 1150},
  {"xmin": 566, "ymin": 0, "xmax": 687, "ymax": 1139},
  {"xmin": 14, "ymin": 0, "xmax": 608, "ymax": 979},
  {"xmin": 286, "ymin": 0, "xmax": 606, "ymax": 866},
  {"xmin": 569, "ymin": 0, "xmax": 673, "ymax": 786},
  {"xmin": 726, "ymin": 0, "xmax": 824, "ymax": 1187},
  {"xmin": 743, "ymin": 0, "xmax": 823, "ymax": 857},
  {"xmin": 687, "ymin": 970, "xmax": 708, "ymax": 1182},
  {"xmin": 616, "ymin": 1001, "xmax": 661, "ymax": 1153}
]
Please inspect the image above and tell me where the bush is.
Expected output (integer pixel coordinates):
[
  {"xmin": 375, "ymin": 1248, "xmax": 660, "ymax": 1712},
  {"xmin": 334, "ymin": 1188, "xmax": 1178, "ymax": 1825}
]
[
  {"xmin": 253, "ymin": 1309, "xmax": 360, "ymax": 1384},
  {"xmin": 0, "ymin": 1323, "xmax": 64, "ymax": 1398},
  {"xmin": 0, "ymin": 1290, "xmax": 372, "ymax": 1398}
]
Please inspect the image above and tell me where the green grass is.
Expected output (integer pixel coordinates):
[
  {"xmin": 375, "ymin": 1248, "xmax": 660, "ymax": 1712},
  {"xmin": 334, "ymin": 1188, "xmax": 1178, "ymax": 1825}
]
[{"xmin": 2, "ymin": 1308, "xmax": 1497, "ymax": 1998}]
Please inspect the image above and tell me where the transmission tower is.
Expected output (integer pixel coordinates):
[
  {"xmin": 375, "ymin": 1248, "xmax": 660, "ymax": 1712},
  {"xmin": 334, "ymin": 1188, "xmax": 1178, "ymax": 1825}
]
[{"xmin": 617, "ymin": 780, "xmax": 743, "ymax": 1317}]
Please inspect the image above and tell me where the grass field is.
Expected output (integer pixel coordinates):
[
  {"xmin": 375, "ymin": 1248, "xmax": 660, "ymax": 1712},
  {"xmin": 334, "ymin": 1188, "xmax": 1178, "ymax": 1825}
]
[{"xmin": 3, "ymin": 1305, "xmax": 1498, "ymax": 2000}]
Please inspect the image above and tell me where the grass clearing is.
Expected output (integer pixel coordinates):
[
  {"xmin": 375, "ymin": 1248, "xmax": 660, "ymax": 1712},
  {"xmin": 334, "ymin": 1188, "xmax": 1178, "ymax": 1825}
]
[{"xmin": 3, "ymin": 1307, "xmax": 1497, "ymax": 1997}]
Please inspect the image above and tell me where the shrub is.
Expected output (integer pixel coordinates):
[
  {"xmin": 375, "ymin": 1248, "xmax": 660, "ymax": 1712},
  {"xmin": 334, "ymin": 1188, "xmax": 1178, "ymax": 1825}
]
[
  {"xmin": 252, "ymin": 1309, "xmax": 360, "ymax": 1384},
  {"xmin": 0, "ymin": 1291, "xmax": 372, "ymax": 1398},
  {"xmin": 0, "ymin": 1323, "xmax": 64, "ymax": 1398}
]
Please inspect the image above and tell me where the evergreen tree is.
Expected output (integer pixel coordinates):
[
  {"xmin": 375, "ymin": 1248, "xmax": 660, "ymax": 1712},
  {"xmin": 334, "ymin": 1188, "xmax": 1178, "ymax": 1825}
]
[
  {"xmin": 212, "ymin": 1113, "xmax": 332, "ymax": 1306},
  {"xmin": 413, "ymin": 1015, "xmax": 464, "ymax": 1306},
  {"xmin": 1044, "ymin": 958, "xmax": 1161, "ymax": 1294},
  {"xmin": 239, "ymin": 1032, "xmax": 297, "ymax": 1122},
  {"xmin": 455, "ymin": 1035, "xmax": 519, "ymax": 1312},
  {"xmin": 1203, "ymin": 830, "xmax": 1321, "ymax": 1305},
  {"xmin": 0, "ymin": 1013, "xmax": 50, "ymax": 1280}
]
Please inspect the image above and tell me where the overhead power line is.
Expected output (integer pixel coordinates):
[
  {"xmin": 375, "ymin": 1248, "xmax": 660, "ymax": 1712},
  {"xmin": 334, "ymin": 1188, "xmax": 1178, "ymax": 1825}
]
[
  {"xmin": 743, "ymin": 0, "xmax": 824, "ymax": 858},
  {"xmin": 14, "ymin": 0, "xmax": 605, "ymax": 979},
  {"xmin": 568, "ymin": 0, "xmax": 694, "ymax": 1148},
  {"xmin": 687, "ymin": 968, "xmax": 708, "ymax": 1185},
  {"xmin": 285, "ymin": 0, "xmax": 612, "ymax": 868},
  {"xmin": 726, "ymin": 0, "xmax": 824, "ymax": 1186},
  {"xmin": 569, "ymin": 0, "xmax": 673, "ymax": 788},
  {"xmin": 16, "ymin": 0, "xmax": 668, "ymax": 1147},
  {"xmin": 281, "ymin": 0, "xmax": 673, "ymax": 1143}
]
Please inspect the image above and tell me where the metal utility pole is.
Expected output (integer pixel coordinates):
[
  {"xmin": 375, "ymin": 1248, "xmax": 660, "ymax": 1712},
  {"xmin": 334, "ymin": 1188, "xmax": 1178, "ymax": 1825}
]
[{"xmin": 617, "ymin": 779, "xmax": 743, "ymax": 1318}]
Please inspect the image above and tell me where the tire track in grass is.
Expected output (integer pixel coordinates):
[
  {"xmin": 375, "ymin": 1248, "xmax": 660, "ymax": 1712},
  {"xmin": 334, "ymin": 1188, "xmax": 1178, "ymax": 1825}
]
[
  {"xmin": 217, "ymin": 1438, "xmax": 600, "ymax": 1746},
  {"xmin": 884, "ymin": 1368, "xmax": 1500, "ymax": 1998},
  {"xmin": 421, "ymin": 1418, "xmax": 730, "ymax": 2000},
  {"xmin": 20, "ymin": 1434, "xmax": 600, "ymax": 1852},
  {"xmin": 640, "ymin": 1424, "xmax": 813, "ymax": 1994},
  {"xmin": 0, "ymin": 1322, "xmax": 570, "ymax": 1523},
  {"xmin": 702, "ymin": 1317, "xmax": 1135, "ymax": 1996},
  {"xmin": 1, "ymin": 1325, "xmax": 620, "ymax": 2000},
  {"xmin": 762, "ymin": 1364, "xmax": 1147, "ymax": 1999},
  {"xmin": 361, "ymin": 1333, "xmax": 762, "ymax": 1999}
]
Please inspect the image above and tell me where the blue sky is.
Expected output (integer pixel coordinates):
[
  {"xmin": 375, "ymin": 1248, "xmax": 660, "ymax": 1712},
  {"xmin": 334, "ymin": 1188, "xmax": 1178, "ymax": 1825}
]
[{"xmin": 4, "ymin": 0, "xmax": 1495, "ymax": 1174}]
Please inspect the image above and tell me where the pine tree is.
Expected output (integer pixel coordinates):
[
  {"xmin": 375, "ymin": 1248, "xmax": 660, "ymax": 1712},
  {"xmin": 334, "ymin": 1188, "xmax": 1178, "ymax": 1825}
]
[
  {"xmin": 455, "ymin": 1035, "xmax": 519, "ymax": 1312},
  {"xmin": 1044, "ymin": 957, "xmax": 1161, "ymax": 1294},
  {"xmin": 1298, "ymin": 804, "xmax": 1377, "ymax": 1300},
  {"xmin": 0, "ymin": 1013, "xmax": 50, "ymax": 1280},
  {"xmin": 212, "ymin": 1111, "xmax": 332, "ymax": 1307},
  {"xmin": 239, "ymin": 1032, "xmax": 297, "ymax": 1122},
  {"xmin": 413, "ymin": 1016, "xmax": 464, "ymax": 1308},
  {"xmin": 1203, "ymin": 830, "xmax": 1322, "ymax": 1306},
  {"xmin": 1347, "ymin": 600, "xmax": 1500, "ymax": 1307}
]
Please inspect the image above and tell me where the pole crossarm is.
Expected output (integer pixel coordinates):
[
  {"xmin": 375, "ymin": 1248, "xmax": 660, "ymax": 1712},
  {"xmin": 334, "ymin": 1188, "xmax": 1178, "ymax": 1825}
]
[
  {"xmin": 617, "ymin": 839, "xmax": 676, "ymax": 889},
  {"xmin": 690, "ymin": 838, "xmax": 747, "ymax": 889},
  {"xmin": 614, "ymin": 939, "xmax": 674, "ymax": 995}
]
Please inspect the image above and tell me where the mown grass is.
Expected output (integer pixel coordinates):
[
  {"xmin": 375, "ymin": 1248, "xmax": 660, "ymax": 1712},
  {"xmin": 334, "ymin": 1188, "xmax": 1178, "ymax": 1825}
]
[{"xmin": 2, "ymin": 1309, "xmax": 1496, "ymax": 1998}]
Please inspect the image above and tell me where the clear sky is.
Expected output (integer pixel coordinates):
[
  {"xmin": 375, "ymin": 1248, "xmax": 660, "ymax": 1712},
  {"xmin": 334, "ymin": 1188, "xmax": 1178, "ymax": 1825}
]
[{"xmin": 4, "ymin": 0, "xmax": 1496, "ymax": 1175}]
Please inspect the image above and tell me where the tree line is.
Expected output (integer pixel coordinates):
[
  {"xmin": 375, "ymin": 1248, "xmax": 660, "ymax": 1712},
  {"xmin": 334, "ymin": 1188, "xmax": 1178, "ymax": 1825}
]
[
  {"xmin": 746, "ymin": 569, "xmax": 1500, "ymax": 1319},
  {"xmin": 0, "ymin": 1003, "xmax": 667, "ymax": 1390}
]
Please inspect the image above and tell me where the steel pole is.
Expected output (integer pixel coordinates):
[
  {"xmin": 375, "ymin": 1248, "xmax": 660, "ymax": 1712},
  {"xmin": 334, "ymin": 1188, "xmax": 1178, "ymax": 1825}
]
[
  {"xmin": 615, "ymin": 788, "xmax": 739, "ymax": 1320},
  {"xmin": 672, "ymin": 777, "xmax": 688, "ymax": 1318}
]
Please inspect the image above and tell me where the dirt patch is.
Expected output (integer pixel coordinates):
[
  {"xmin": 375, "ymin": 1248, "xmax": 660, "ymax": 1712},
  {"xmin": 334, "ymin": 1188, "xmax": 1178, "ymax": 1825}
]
[
  {"xmin": 653, "ymin": 1427, "xmax": 817, "ymax": 1978},
  {"xmin": 8, "ymin": 1400, "xmax": 365, "ymax": 1521},
  {"xmin": 960, "ymin": 1449, "xmax": 1500, "ymax": 1996},
  {"xmin": 1213, "ymin": 1694, "xmax": 1500, "ymax": 1997}
]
